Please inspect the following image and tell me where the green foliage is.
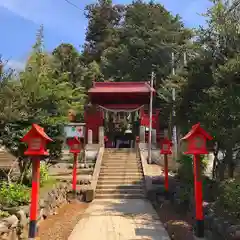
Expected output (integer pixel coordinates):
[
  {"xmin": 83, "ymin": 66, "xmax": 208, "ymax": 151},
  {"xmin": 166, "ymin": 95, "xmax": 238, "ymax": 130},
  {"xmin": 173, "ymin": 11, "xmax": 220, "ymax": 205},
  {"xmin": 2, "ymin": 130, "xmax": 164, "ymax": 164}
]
[
  {"xmin": 40, "ymin": 163, "xmax": 49, "ymax": 186},
  {"xmin": 26, "ymin": 162, "xmax": 49, "ymax": 187},
  {"xmin": 176, "ymin": 154, "xmax": 208, "ymax": 183},
  {"xmin": 0, "ymin": 210, "xmax": 10, "ymax": 218},
  {"xmin": 0, "ymin": 182, "xmax": 29, "ymax": 207},
  {"xmin": 217, "ymin": 179, "xmax": 240, "ymax": 220}
]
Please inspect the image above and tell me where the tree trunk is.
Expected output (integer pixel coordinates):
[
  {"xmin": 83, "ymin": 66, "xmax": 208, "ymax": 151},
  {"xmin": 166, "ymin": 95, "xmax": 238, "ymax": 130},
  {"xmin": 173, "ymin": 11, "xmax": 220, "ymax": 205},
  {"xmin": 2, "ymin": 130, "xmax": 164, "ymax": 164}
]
[
  {"xmin": 228, "ymin": 162, "xmax": 235, "ymax": 178},
  {"xmin": 18, "ymin": 158, "xmax": 31, "ymax": 184},
  {"xmin": 212, "ymin": 142, "xmax": 219, "ymax": 179},
  {"xmin": 218, "ymin": 162, "xmax": 226, "ymax": 181},
  {"xmin": 225, "ymin": 146, "xmax": 234, "ymax": 178}
]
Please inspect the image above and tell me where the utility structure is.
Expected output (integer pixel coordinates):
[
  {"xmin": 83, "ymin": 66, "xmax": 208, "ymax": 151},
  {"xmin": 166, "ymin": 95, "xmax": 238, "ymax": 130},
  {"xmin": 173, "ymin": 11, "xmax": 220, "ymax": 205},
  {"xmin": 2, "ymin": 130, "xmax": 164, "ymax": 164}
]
[
  {"xmin": 148, "ymin": 71, "xmax": 155, "ymax": 164},
  {"xmin": 171, "ymin": 52, "xmax": 178, "ymax": 160}
]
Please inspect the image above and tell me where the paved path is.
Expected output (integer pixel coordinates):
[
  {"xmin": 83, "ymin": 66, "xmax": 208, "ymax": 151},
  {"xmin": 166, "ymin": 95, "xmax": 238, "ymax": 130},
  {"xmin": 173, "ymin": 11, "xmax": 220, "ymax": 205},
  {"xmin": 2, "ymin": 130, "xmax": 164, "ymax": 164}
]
[{"xmin": 68, "ymin": 199, "xmax": 170, "ymax": 240}]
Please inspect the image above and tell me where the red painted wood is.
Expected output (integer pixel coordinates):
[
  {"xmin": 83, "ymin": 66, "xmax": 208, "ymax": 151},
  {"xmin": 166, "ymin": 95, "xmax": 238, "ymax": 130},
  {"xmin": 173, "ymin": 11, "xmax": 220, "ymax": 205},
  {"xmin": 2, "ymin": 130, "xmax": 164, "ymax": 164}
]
[
  {"xmin": 72, "ymin": 153, "xmax": 78, "ymax": 192},
  {"xmin": 193, "ymin": 155, "xmax": 203, "ymax": 220},
  {"xmin": 84, "ymin": 107, "xmax": 103, "ymax": 143},
  {"xmin": 29, "ymin": 158, "xmax": 40, "ymax": 221},
  {"xmin": 164, "ymin": 155, "xmax": 169, "ymax": 191}
]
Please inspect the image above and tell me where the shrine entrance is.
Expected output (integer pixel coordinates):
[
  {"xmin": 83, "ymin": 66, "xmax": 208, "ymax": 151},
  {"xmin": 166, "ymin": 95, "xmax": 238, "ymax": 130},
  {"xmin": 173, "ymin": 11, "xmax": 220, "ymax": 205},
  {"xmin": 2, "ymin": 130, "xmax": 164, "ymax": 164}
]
[
  {"xmin": 100, "ymin": 104, "xmax": 142, "ymax": 148},
  {"xmin": 84, "ymin": 82, "xmax": 159, "ymax": 147}
]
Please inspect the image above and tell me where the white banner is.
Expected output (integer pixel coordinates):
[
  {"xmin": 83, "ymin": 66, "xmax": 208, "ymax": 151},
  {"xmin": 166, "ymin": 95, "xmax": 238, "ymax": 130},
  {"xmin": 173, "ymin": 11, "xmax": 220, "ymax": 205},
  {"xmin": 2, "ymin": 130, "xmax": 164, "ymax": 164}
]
[{"xmin": 64, "ymin": 125, "xmax": 85, "ymax": 138}]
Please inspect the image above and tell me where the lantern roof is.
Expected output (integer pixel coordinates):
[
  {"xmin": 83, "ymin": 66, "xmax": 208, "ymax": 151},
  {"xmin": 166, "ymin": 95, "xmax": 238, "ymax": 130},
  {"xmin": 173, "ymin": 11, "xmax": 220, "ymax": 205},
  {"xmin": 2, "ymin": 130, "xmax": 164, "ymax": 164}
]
[
  {"xmin": 22, "ymin": 124, "xmax": 53, "ymax": 143},
  {"xmin": 161, "ymin": 138, "xmax": 173, "ymax": 145},
  {"xmin": 72, "ymin": 136, "xmax": 81, "ymax": 143},
  {"xmin": 181, "ymin": 123, "xmax": 213, "ymax": 141},
  {"xmin": 67, "ymin": 136, "xmax": 81, "ymax": 144}
]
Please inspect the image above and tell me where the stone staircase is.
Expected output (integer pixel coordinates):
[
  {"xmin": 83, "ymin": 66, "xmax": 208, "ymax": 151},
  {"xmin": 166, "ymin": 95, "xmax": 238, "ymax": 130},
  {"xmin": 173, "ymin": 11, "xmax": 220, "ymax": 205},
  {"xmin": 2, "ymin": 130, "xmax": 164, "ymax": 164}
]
[{"xmin": 95, "ymin": 149, "xmax": 145, "ymax": 199}]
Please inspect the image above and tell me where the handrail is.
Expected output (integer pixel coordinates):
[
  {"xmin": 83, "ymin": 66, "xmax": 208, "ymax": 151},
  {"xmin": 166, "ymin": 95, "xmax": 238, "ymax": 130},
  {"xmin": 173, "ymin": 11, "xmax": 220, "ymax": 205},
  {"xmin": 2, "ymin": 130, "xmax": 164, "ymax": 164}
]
[{"xmin": 90, "ymin": 147, "xmax": 104, "ymax": 197}]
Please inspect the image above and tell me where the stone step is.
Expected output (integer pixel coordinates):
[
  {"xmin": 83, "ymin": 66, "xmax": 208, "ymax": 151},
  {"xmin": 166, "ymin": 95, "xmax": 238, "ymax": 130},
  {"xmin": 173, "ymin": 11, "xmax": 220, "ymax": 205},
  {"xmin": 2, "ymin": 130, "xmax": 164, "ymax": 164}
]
[
  {"xmin": 100, "ymin": 170, "xmax": 143, "ymax": 174},
  {"xmin": 95, "ymin": 188, "xmax": 144, "ymax": 195},
  {"xmin": 96, "ymin": 184, "xmax": 144, "ymax": 190},
  {"xmin": 101, "ymin": 167, "xmax": 142, "ymax": 171},
  {"xmin": 99, "ymin": 173, "xmax": 143, "ymax": 177},
  {"xmin": 103, "ymin": 155, "xmax": 138, "ymax": 157},
  {"xmin": 103, "ymin": 158, "xmax": 140, "ymax": 163},
  {"xmin": 103, "ymin": 156, "xmax": 137, "ymax": 159},
  {"xmin": 97, "ymin": 179, "xmax": 145, "ymax": 185},
  {"xmin": 102, "ymin": 159, "xmax": 139, "ymax": 162},
  {"xmin": 103, "ymin": 156, "xmax": 138, "ymax": 158},
  {"xmin": 102, "ymin": 162, "xmax": 141, "ymax": 165},
  {"xmin": 101, "ymin": 166, "xmax": 142, "ymax": 169},
  {"xmin": 98, "ymin": 175, "xmax": 143, "ymax": 180},
  {"xmin": 95, "ymin": 193, "xmax": 145, "ymax": 199}
]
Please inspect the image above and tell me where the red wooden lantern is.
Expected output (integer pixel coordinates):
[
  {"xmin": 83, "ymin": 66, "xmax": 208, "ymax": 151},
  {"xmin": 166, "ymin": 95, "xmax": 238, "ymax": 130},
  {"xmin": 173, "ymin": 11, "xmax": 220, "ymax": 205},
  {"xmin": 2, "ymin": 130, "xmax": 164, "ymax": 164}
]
[
  {"xmin": 104, "ymin": 136, "xmax": 108, "ymax": 142},
  {"xmin": 160, "ymin": 138, "xmax": 173, "ymax": 155},
  {"xmin": 181, "ymin": 123, "xmax": 213, "ymax": 238},
  {"xmin": 181, "ymin": 123, "xmax": 213, "ymax": 155},
  {"xmin": 21, "ymin": 124, "xmax": 53, "ymax": 156},
  {"xmin": 66, "ymin": 136, "xmax": 81, "ymax": 154},
  {"xmin": 21, "ymin": 124, "xmax": 53, "ymax": 239}
]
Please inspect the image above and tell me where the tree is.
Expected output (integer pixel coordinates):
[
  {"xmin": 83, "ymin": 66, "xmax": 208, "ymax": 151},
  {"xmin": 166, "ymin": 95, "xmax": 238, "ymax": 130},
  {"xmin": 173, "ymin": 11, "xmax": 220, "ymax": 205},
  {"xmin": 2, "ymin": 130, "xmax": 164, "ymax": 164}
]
[
  {"xmin": 159, "ymin": 0, "xmax": 240, "ymax": 180},
  {"xmin": 101, "ymin": 0, "xmax": 192, "ymax": 82},
  {"xmin": 83, "ymin": 0, "xmax": 125, "ymax": 63},
  {"xmin": 0, "ymin": 26, "xmax": 86, "ymax": 183},
  {"xmin": 52, "ymin": 43, "xmax": 85, "ymax": 88}
]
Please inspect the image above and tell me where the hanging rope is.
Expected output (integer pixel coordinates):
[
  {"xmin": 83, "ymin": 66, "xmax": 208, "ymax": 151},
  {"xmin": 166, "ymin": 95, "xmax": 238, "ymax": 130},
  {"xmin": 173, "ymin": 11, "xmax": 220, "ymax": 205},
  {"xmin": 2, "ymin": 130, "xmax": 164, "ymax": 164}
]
[{"xmin": 98, "ymin": 105, "xmax": 144, "ymax": 113}]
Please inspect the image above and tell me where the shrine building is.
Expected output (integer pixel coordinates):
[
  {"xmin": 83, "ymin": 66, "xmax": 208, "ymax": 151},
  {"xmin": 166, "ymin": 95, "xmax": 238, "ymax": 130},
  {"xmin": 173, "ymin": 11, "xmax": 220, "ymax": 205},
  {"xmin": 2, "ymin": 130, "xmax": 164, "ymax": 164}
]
[{"xmin": 84, "ymin": 81, "xmax": 161, "ymax": 148}]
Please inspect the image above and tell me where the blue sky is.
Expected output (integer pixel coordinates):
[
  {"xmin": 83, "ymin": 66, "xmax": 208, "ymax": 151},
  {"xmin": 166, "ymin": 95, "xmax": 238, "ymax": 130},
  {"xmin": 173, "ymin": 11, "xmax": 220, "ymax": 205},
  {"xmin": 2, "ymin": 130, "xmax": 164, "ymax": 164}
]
[{"xmin": 0, "ymin": 0, "xmax": 212, "ymax": 70}]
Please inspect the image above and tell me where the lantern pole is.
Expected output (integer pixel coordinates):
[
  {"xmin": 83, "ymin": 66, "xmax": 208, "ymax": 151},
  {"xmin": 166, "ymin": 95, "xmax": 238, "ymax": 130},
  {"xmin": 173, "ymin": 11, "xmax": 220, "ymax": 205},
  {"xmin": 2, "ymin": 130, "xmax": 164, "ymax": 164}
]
[
  {"xmin": 193, "ymin": 154, "xmax": 204, "ymax": 237},
  {"xmin": 164, "ymin": 154, "xmax": 169, "ymax": 199},
  {"xmin": 29, "ymin": 157, "xmax": 41, "ymax": 239},
  {"xmin": 172, "ymin": 52, "xmax": 178, "ymax": 160},
  {"xmin": 148, "ymin": 71, "xmax": 154, "ymax": 164},
  {"xmin": 72, "ymin": 153, "xmax": 78, "ymax": 196}
]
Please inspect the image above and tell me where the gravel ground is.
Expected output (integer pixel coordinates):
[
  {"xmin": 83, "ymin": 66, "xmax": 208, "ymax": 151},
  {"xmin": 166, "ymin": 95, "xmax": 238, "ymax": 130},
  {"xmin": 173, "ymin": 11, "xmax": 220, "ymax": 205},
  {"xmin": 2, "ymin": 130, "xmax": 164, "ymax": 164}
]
[
  {"xmin": 153, "ymin": 200, "xmax": 195, "ymax": 240},
  {"xmin": 38, "ymin": 201, "xmax": 89, "ymax": 240}
]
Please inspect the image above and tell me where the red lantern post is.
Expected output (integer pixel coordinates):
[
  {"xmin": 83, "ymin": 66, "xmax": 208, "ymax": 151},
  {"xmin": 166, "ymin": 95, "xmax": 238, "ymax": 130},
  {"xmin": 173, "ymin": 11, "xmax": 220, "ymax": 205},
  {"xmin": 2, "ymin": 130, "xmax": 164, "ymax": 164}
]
[
  {"xmin": 160, "ymin": 138, "xmax": 172, "ymax": 199},
  {"xmin": 21, "ymin": 124, "xmax": 53, "ymax": 239},
  {"xmin": 104, "ymin": 135, "xmax": 108, "ymax": 147},
  {"xmin": 181, "ymin": 123, "xmax": 213, "ymax": 238},
  {"xmin": 66, "ymin": 137, "xmax": 81, "ymax": 195}
]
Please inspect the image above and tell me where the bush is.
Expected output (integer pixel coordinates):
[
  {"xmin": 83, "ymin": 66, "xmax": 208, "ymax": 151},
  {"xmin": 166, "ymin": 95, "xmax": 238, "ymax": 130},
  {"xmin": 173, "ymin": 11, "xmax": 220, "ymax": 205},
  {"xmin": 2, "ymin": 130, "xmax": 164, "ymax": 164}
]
[
  {"xmin": 26, "ymin": 162, "xmax": 49, "ymax": 187},
  {"xmin": 217, "ymin": 179, "xmax": 240, "ymax": 221},
  {"xmin": 0, "ymin": 182, "xmax": 29, "ymax": 207},
  {"xmin": 176, "ymin": 154, "xmax": 208, "ymax": 183},
  {"xmin": 0, "ymin": 210, "xmax": 10, "ymax": 218},
  {"xmin": 40, "ymin": 163, "xmax": 49, "ymax": 186},
  {"xmin": 175, "ymin": 154, "xmax": 209, "ymax": 206}
]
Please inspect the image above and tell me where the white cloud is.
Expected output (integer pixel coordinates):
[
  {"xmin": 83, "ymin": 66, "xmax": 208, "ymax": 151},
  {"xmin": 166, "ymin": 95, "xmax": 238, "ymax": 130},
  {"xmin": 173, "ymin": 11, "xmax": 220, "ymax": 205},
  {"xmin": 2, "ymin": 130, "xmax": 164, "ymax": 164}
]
[{"xmin": 6, "ymin": 59, "xmax": 25, "ymax": 71}]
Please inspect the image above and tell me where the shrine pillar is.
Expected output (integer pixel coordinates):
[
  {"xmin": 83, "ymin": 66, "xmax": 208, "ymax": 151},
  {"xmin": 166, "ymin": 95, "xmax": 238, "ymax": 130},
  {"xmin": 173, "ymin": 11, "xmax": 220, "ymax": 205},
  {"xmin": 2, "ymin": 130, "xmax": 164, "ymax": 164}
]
[
  {"xmin": 140, "ymin": 126, "xmax": 145, "ymax": 143},
  {"xmin": 152, "ymin": 129, "xmax": 157, "ymax": 145},
  {"xmin": 88, "ymin": 129, "xmax": 93, "ymax": 144},
  {"xmin": 99, "ymin": 126, "xmax": 104, "ymax": 146}
]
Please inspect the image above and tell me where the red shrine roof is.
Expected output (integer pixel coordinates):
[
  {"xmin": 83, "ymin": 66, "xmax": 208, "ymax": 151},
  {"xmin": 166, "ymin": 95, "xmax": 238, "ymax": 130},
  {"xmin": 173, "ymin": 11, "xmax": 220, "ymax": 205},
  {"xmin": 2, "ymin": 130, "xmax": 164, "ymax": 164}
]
[{"xmin": 88, "ymin": 82, "xmax": 155, "ymax": 94}]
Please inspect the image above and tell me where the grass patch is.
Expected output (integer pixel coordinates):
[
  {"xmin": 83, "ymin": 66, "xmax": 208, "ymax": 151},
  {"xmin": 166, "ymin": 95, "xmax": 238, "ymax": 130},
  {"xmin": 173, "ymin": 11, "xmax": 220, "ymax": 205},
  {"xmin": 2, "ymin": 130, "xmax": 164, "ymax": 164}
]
[
  {"xmin": 39, "ymin": 177, "xmax": 57, "ymax": 198},
  {"xmin": 0, "ymin": 210, "xmax": 10, "ymax": 218}
]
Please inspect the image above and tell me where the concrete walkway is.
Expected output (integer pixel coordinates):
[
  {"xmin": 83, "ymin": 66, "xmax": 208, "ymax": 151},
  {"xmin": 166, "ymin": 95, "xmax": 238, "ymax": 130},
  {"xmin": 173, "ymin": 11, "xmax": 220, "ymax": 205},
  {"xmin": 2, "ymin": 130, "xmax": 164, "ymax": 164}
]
[{"xmin": 69, "ymin": 199, "xmax": 170, "ymax": 240}]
